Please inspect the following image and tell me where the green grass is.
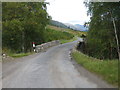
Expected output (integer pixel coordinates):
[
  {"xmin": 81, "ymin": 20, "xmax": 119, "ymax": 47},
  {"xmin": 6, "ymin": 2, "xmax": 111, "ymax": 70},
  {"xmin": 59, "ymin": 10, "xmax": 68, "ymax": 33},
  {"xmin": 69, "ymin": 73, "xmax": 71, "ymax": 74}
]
[
  {"xmin": 60, "ymin": 36, "xmax": 78, "ymax": 44},
  {"xmin": 2, "ymin": 48, "xmax": 34, "ymax": 58},
  {"xmin": 72, "ymin": 50, "xmax": 118, "ymax": 86},
  {"xmin": 9, "ymin": 52, "xmax": 34, "ymax": 58},
  {"xmin": 44, "ymin": 28, "xmax": 74, "ymax": 42}
]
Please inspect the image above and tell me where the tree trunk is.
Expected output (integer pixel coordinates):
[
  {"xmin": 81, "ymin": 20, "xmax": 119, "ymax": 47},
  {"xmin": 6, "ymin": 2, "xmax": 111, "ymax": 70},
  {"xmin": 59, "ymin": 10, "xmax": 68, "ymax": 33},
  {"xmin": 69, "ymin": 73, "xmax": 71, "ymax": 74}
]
[
  {"xmin": 22, "ymin": 31, "xmax": 25, "ymax": 53},
  {"xmin": 110, "ymin": 10, "xmax": 120, "ymax": 60},
  {"xmin": 112, "ymin": 18, "xmax": 120, "ymax": 60}
]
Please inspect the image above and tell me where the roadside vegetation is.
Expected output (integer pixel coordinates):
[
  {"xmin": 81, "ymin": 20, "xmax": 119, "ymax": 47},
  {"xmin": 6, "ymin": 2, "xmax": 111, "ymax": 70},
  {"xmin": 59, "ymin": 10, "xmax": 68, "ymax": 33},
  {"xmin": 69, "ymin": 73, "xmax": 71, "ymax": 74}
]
[
  {"xmin": 47, "ymin": 25, "xmax": 87, "ymax": 37},
  {"xmin": 2, "ymin": 2, "xmax": 50, "ymax": 53},
  {"xmin": 3, "ymin": 26, "xmax": 75, "ymax": 58},
  {"xmin": 47, "ymin": 25, "xmax": 86, "ymax": 44},
  {"xmin": 72, "ymin": 2, "xmax": 119, "ymax": 87},
  {"xmin": 83, "ymin": 2, "xmax": 120, "ymax": 60},
  {"xmin": 9, "ymin": 52, "xmax": 34, "ymax": 58},
  {"xmin": 2, "ymin": 48, "xmax": 34, "ymax": 58},
  {"xmin": 60, "ymin": 36, "xmax": 77, "ymax": 44},
  {"xmin": 72, "ymin": 50, "xmax": 118, "ymax": 86},
  {"xmin": 44, "ymin": 27, "xmax": 74, "ymax": 42}
]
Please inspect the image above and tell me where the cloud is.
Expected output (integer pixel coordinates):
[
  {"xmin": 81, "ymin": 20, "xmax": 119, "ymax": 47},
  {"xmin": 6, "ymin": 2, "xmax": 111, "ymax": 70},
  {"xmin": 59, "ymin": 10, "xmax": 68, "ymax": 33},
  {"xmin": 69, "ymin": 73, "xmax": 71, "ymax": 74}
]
[{"xmin": 46, "ymin": 0, "xmax": 90, "ymax": 25}]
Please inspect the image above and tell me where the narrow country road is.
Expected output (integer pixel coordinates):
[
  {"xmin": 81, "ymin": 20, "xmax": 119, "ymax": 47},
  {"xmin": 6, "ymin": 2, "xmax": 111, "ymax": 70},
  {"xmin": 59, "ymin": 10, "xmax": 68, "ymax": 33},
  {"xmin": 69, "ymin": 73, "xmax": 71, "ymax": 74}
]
[{"xmin": 2, "ymin": 40, "xmax": 113, "ymax": 88}]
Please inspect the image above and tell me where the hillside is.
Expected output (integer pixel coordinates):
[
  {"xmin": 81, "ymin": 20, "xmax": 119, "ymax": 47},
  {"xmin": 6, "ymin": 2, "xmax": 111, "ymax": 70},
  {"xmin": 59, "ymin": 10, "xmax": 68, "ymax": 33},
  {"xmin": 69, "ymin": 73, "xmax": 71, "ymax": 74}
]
[
  {"xmin": 47, "ymin": 25, "xmax": 87, "ymax": 37},
  {"xmin": 44, "ymin": 26, "xmax": 74, "ymax": 42},
  {"xmin": 49, "ymin": 20, "xmax": 88, "ymax": 32},
  {"xmin": 49, "ymin": 20, "xmax": 68, "ymax": 29},
  {"xmin": 64, "ymin": 23, "xmax": 88, "ymax": 32}
]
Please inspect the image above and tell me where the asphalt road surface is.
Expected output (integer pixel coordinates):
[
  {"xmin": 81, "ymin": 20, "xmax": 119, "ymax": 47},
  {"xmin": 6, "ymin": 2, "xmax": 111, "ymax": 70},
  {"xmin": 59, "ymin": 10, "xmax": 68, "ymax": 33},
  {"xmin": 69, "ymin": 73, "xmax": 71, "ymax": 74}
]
[{"xmin": 2, "ymin": 40, "xmax": 114, "ymax": 88}]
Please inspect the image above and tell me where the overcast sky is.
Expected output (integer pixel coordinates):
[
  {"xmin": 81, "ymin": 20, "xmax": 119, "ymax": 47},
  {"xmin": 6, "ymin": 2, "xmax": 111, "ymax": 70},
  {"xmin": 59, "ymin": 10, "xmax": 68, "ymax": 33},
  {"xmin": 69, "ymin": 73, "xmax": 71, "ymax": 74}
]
[{"xmin": 45, "ymin": 0, "xmax": 90, "ymax": 25}]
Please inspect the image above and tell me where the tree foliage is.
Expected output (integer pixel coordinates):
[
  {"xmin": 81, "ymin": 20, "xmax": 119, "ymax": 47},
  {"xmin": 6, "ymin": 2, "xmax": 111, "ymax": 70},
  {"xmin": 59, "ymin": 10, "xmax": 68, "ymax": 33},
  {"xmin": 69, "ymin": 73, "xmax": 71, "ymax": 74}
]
[
  {"xmin": 2, "ymin": 2, "xmax": 49, "ymax": 52},
  {"xmin": 84, "ymin": 2, "xmax": 120, "ymax": 59}
]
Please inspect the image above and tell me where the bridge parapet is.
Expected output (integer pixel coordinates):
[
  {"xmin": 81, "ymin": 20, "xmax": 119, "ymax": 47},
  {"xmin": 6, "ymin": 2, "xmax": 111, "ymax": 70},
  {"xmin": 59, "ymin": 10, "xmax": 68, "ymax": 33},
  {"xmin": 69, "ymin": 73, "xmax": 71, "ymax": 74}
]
[{"xmin": 35, "ymin": 40, "xmax": 60, "ymax": 53}]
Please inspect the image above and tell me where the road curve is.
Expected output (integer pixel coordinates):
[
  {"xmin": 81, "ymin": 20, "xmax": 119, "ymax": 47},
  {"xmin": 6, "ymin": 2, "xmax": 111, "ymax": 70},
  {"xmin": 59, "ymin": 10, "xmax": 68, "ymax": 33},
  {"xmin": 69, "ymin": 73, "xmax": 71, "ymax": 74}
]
[{"xmin": 2, "ymin": 40, "xmax": 113, "ymax": 88}]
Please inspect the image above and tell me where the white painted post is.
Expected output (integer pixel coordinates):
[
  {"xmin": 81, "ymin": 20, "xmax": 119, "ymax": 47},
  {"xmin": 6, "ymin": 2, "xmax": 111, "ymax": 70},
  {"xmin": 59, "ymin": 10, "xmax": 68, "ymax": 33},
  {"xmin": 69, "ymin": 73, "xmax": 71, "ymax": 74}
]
[{"xmin": 32, "ymin": 42, "xmax": 36, "ymax": 52}]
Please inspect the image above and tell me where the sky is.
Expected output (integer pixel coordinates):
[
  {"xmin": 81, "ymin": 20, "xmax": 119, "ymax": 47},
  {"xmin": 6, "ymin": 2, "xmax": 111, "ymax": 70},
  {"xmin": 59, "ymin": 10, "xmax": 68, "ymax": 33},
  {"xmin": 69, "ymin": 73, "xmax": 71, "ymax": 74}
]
[{"xmin": 45, "ymin": 0, "xmax": 90, "ymax": 25}]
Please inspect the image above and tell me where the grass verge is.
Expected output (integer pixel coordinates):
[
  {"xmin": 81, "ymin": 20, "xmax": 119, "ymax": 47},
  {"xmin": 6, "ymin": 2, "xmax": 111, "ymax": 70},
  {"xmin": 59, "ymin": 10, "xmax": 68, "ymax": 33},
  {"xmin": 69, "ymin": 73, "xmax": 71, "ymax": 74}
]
[
  {"xmin": 60, "ymin": 36, "xmax": 77, "ymax": 44},
  {"xmin": 9, "ymin": 52, "xmax": 34, "ymax": 58},
  {"xmin": 71, "ymin": 50, "xmax": 118, "ymax": 86}
]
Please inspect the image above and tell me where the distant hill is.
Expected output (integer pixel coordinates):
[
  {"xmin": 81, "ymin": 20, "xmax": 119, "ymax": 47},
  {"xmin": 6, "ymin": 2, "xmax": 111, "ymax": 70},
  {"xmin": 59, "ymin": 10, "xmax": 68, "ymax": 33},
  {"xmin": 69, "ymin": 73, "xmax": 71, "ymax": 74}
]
[
  {"xmin": 49, "ymin": 20, "xmax": 88, "ymax": 32},
  {"xmin": 49, "ymin": 20, "xmax": 68, "ymax": 29},
  {"xmin": 74, "ymin": 24, "xmax": 88, "ymax": 32},
  {"xmin": 64, "ymin": 23, "xmax": 77, "ymax": 30},
  {"xmin": 64, "ymin": 23, "xmax": 88, "ymax": 32}
]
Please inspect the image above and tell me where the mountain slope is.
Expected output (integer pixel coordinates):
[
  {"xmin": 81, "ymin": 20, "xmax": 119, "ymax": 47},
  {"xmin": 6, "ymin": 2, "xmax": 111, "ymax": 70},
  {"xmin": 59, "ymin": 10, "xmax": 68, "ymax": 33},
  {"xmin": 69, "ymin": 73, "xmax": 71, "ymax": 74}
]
[
  {"xmin": 49, "ymin": 20, "xmax": 68, "ymax": 29},
  {"xmin": 49, "ymin": 20, "xmax": 88, "ymax": 32},
  {"xmin": 64, "ymin": 23, "xmax": 88, "ymax": 31}
]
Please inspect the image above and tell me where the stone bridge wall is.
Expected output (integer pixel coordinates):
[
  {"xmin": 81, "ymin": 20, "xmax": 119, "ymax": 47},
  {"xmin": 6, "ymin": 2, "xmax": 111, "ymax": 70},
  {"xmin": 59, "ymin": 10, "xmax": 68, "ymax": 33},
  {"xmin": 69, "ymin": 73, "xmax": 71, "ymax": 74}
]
[{"xmin": 35, "ymin": 40, "xmax": 60, "ymax": 53}]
